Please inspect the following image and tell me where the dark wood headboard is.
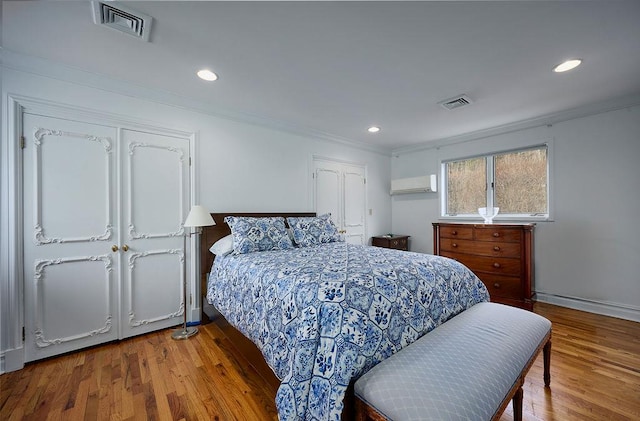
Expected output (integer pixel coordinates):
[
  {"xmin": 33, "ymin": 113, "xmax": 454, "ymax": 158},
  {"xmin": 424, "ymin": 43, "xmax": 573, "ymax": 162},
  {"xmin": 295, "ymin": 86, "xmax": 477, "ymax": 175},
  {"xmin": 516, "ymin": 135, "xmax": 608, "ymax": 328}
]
[{"xmin": 199, "ymin": 212, "xmax": 316, "ymax": 303}]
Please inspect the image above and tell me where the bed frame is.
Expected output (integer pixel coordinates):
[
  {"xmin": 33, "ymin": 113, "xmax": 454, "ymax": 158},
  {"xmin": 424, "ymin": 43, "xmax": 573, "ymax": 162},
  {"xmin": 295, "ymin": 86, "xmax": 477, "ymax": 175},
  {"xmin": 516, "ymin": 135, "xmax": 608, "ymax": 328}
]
[{"xmin": 199, "ymin": 212, "xmax": 316, "ymax": 393}]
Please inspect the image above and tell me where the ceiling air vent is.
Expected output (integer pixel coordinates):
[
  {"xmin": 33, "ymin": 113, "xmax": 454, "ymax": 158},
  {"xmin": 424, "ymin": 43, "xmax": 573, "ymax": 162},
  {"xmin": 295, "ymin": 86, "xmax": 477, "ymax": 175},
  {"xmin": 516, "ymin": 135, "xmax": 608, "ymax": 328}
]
[
  {"xmin": 438, "ymin": 94, "xmax": 473, "ymax": 110},
  {"xmin": 92, "ymin": 1, "xmax": 153, "ymax": 42}
]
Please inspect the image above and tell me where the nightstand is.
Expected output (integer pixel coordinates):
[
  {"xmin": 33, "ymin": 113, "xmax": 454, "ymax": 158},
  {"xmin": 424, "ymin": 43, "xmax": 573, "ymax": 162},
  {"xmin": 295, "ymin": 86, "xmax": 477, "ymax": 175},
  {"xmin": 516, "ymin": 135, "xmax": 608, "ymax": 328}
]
[{"xmin": 371, "ymin": 235, "xmax": 410, "ymax": 251}]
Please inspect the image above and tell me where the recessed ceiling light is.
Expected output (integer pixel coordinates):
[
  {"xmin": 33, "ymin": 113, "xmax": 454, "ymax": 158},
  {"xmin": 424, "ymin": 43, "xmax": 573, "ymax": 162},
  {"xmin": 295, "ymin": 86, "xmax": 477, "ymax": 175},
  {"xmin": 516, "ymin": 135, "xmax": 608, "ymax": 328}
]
[
  {"xmin": 553, "ymin": 59, "xmax": 582, "ymax": 73},
  {"xmin": 368, "ymin": 126, "xmax": 381, "ymax": 133},
  {"xmin": 197, "ymin": 69, "xmax": 218, "ymax": 81}
]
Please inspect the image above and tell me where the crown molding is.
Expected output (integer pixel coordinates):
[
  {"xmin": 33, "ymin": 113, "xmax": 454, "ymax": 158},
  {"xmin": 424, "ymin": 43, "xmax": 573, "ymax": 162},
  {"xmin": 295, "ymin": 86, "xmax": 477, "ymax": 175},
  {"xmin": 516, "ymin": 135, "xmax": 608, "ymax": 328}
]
[
  {"xmin": 5, "ymin": 49, "xmax": 637, "ymax": 159},
  {"xmin": 392, "ymin": 93, "xmax": 640, "ymax": 155},
  {"xmin": 1, "ymin": 49, "xmax": 390, "ymax": 156}
]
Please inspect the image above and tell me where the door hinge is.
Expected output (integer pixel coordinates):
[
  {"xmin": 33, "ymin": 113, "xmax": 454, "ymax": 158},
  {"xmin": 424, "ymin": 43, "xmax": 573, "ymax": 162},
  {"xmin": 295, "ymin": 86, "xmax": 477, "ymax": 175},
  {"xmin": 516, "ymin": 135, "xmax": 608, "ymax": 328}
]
[
  {"xmin": 20, "ymin": 136, "xmax": 26, "ymax": 149},
  {"xmin": 190, "ymin": 293, "xmax": 192, "ymax": 306},
  {"xmin": 189, "ymin": 157, "xmax": 192, "ymax": 166},
  {"xmin": 22, "ymin": 326, "xmax": 25, "ymax": 342},
  {"xmin": 364, "ymin": 178, "xmax": 366, "ymax": 184}
]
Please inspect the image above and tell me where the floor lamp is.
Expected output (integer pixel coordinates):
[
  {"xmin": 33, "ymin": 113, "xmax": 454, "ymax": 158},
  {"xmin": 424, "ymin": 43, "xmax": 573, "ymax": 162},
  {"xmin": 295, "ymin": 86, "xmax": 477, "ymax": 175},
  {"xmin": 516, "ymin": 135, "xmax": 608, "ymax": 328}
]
[{"xmin": 172, "ymin": 205, "xmax": 215, "ymax": 340}]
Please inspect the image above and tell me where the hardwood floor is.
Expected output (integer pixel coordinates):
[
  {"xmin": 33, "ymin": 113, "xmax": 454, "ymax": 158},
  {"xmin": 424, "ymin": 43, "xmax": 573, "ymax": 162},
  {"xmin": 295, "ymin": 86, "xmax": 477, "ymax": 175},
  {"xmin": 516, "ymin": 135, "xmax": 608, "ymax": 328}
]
[
  {"xmin": 498, "ymin": 303, "xmax": 640, "ymax": 421},
  {"xmin": 2, "ymin": 302, "xmax": 639, "ymax": 420}
]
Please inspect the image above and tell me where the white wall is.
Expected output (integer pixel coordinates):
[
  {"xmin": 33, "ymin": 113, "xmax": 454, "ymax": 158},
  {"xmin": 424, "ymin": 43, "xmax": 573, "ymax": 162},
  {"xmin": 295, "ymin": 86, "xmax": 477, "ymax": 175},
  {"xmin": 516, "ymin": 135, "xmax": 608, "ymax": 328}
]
[
  {"xmin": 0, "ymin": 65, "xmax": 392, "ymax": 372},
  {"xmin": 391, "ymin": 105, "xmax": 640, "ymax": 321},
  {"xmin": 3, "ymin": 52, "xmax": 638, "ymax": 375}
]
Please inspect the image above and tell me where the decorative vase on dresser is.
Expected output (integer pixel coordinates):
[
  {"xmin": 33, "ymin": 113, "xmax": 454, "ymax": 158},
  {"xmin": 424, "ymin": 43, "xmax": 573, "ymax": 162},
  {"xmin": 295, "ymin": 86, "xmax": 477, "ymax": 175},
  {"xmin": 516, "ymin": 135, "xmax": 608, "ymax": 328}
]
[{"xmin": 432, "ymin": 223, "xmax": 535, "ymax": 310}]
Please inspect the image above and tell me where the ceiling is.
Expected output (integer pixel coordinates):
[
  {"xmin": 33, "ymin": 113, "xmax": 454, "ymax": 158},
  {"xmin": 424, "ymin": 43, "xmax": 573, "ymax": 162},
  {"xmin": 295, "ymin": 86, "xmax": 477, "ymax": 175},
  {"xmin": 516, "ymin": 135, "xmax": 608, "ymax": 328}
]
[{"xmin": 3, "ymin": 1, "xmax": 640, "ymax": 152}]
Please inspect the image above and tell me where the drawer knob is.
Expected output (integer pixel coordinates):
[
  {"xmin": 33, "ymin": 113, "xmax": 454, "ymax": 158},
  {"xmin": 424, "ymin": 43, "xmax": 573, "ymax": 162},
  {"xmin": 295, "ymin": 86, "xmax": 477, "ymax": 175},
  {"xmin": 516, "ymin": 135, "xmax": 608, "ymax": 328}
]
[
  {"xmin": 493, "ymin": 246, "xmax": 500, "ymax": 251},
  {"xmin": 392, "ymin": 240, "xmax": 398, "ymax": 245},
  {"xmin": 452, "ymin": 230, "xmax": 458, "ymax": 235},
  {"xmin": 452, "ymin": 243, "xmax": 458, "ymax": 248},
  {"xmin": 493, "ymin": 262, "xmax": 501, "ymax": 268},
  {"xmin": 494, "ymin": 283, "xmax": 501, "ymax": 288},
  {"xmin": 493, "ymin": 232, "xmax": 500, "ymax": 237}
]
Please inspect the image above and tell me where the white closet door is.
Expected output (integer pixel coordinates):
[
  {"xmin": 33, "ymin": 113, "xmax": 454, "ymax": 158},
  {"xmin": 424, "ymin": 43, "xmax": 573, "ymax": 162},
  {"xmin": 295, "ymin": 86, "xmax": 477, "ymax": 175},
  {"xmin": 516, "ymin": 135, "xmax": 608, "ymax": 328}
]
[
  {"xmin": 314, "ymin": 159, "xmax": 367, "ymax": 245},
  {"xmin": 23, "ymin": 114, "xmax": 119, "ymax": 362},
  {"xmin": 119, "ymin": 129, "xmax": 189, "ymax": 338},
  {"xmin": 315, "ymin": 165, "xmax": 342, "ymax": 225},
  {"xmin": 342, "ymin": 167, "xmax": 366, "ymax": 245}
]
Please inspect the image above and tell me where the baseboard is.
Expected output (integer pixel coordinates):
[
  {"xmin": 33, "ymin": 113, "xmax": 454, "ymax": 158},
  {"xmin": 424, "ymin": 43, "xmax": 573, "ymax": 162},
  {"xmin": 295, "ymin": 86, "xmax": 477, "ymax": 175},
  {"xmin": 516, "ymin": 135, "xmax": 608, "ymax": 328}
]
[
  {"xmin": 0, "ymin": 347, "xmax": 25, "ymax": 373},
  {"xmin": 191, "ymin": 305, "xmax": 202, "ymax": 323},
  {"xmin": 536, "ymin": 293, "xmax": 640, "ymax": 323}
]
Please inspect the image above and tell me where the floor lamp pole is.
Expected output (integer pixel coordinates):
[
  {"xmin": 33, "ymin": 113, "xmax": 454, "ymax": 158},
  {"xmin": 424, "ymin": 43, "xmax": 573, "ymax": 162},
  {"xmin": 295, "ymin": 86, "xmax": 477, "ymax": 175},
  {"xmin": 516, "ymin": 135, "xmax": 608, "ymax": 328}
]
[
  {"xmin": 172, "ymin": 230, "xmax": 198, "ymax": 340},
  {"xmin": 172, "ymin": 205, "xmax": 214, "ymax": 340}
]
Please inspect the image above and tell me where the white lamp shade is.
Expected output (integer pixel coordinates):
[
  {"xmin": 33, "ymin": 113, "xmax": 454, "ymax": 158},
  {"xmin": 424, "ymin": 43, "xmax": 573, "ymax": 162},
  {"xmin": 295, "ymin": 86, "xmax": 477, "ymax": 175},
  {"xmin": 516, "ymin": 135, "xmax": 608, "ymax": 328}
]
[{"xmin": 184, "ymin": 205, "xmax": 215, "ymax": 227}]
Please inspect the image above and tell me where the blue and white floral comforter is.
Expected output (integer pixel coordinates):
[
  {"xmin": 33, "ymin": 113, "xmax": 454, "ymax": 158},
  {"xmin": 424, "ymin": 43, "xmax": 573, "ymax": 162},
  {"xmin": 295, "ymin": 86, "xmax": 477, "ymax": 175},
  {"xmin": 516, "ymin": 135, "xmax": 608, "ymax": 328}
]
[{"xmin": 207, "ymin": 242, "xmax": 489, "ymax": 421}]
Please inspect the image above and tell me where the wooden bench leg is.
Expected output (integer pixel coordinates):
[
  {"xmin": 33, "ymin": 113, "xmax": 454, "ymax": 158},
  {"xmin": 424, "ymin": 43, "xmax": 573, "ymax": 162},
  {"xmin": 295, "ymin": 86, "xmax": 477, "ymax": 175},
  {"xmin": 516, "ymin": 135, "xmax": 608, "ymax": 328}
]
[
  {"xmin": 543, "ymin": 339, "xmax": 552, "ymax": 387},
  {"xmin": 512, "ymin": 386, "xmax": 523, "ymax": 421},
  {"xmin": 354, "ymin": 399, "xmax": 367, "ymax": 421},
  {"xmin": 355, "ymin": 398, "xmax": 387, "ymax": 421}
]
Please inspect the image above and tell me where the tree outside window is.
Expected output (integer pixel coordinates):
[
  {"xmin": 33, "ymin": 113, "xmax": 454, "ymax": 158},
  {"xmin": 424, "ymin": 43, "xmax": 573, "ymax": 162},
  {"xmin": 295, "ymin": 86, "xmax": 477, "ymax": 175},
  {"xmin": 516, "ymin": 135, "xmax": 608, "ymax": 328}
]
[{"xmin": 444, "ymin": 146, "xmax": 548, "ymax": 218}]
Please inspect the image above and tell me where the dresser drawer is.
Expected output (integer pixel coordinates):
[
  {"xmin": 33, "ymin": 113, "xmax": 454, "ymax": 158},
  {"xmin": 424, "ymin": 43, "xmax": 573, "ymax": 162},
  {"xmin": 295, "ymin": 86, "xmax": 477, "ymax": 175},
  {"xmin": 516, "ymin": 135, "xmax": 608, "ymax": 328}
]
[
  {"xmin": 474, "ymin": 227, "xmax": 522, "ymax": 243},
  {"xmin": 440, "ymin": 238, "xmax": 521, "ymax": 258},
  {"xmin": 441, "ymin": 252, "xmax": 521, "ymax": 276},
  {"xmin": 387, "ymin": 237, "xmax": 408, "ymax": 250},
  {"xmin": 433, "ymin": 222, "xmax": 534, "ymax": 310},
  {"xmin": 439, "ymin": 226, "xmax": 473, "ymax": 240},
  {"xmin": 478, "ymin": 273, "xmax": 523, "ymax": 301}
]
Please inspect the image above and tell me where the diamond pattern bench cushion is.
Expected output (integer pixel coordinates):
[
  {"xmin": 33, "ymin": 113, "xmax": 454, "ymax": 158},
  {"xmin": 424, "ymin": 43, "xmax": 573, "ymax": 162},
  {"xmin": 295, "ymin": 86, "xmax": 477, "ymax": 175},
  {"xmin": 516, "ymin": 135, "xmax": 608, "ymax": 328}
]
[{"xmin": 354, "ymin": 302, "xmax": 552, "ymax": 420}]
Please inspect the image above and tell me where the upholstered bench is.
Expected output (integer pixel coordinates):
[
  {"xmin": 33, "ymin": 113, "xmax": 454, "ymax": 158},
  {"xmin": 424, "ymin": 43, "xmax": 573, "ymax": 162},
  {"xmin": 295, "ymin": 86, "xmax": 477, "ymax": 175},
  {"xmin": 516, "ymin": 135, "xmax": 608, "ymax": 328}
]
[{"xmin": 354, "ymin": 302, "xmax": 552, "ymax": 421}]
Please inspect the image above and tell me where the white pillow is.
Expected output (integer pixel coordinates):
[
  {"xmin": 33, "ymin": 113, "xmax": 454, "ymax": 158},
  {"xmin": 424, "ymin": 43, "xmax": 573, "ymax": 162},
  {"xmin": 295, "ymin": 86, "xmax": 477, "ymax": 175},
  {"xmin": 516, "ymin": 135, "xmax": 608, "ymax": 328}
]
[{"xmin": 209, "ymin": 234, "xmax": 234, "ymax": 256}]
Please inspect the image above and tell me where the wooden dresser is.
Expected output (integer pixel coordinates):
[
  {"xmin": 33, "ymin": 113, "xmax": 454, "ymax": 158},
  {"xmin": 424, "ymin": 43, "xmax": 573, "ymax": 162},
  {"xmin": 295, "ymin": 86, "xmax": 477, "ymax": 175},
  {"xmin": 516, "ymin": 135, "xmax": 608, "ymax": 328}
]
[
  {"xmin": 372, "ymin": 235, "xmax": 410, "ymax": 251},
  {"xmin": 433, "ymin": 223, "xmax": 535, "ymax": 310}
]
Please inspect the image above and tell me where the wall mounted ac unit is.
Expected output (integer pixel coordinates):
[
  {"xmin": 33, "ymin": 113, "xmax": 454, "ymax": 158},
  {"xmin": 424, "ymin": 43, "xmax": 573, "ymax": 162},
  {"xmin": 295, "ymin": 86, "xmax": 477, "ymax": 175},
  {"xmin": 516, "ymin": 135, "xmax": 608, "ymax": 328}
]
[{"xmin": 390, "ymin": 175, "xmax": 437, "ymax": 195}]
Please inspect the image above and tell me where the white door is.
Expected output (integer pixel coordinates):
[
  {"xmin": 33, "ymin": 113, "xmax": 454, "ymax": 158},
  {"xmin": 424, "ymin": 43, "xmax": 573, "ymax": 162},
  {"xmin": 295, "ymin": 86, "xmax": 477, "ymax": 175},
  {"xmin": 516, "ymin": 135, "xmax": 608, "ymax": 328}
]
[
  {"xmin": 23, "ymin": 113, "xmax": 119, "ymax": 361},
  {"xmin": 314, "ymin": 159, "xmax": 366, "ymax": 245},
  {"xmin": 119, "ymin": 129, "xmax": 188, "ymax": 338},
  {"xmin": 22, "ymin": 114, "xmax": 190, "ymax": 362}
]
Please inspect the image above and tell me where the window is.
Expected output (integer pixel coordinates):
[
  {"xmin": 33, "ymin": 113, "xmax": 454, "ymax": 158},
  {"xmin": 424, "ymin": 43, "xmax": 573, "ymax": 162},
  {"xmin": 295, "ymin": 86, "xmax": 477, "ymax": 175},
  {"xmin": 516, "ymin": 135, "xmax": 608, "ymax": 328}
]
[{"xmin": 442, "ymin": 145, "xmax": 548, "ymax": 219}]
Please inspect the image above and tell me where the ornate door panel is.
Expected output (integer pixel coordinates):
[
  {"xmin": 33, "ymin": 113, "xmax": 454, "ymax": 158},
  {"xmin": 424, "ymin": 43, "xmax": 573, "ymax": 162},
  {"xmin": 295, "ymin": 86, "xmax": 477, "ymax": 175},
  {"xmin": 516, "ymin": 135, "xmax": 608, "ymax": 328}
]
[
  {"xmin": 343, "ymin": 168, "xmax": 366, "ymax": 245},
  {"xmin": 22, "ymin": 113, "xmax": 119, "ymax": 362},
  {"xmin": 315, "ymin": 165, "xmax": 341, "ymax": 225},
  {"xmin": 119, "ymin": 129, "xmax": 189, "ymax": 338},
  {"xmin": 22, "ymin": 113, "xmax": 191, "ymax": 362}
]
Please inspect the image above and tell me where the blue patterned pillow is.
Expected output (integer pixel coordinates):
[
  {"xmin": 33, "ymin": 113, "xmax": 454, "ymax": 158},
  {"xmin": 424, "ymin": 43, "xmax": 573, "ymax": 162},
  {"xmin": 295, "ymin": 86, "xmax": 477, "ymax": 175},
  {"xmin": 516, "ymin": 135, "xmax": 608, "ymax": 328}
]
[
  {"xmin": 287, "ymin": 214, "xmax": 343, "ymax": 247},
  {"xmin": 224, "ymin": 216, "xmax": 294, "ymax": 255}
]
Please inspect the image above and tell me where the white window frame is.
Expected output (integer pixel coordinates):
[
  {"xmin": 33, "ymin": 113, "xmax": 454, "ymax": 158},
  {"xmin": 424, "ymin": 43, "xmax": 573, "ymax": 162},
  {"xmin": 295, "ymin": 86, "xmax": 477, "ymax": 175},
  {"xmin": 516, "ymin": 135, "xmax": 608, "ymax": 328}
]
[{"xmin": 440, "ymin": 143, "xmax": 553, "ymax": 222}]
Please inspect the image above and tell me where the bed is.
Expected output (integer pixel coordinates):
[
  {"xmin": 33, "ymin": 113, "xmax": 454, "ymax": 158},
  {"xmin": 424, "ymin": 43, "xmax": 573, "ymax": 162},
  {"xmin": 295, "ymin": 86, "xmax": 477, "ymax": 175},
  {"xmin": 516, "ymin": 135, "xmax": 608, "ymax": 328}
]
[{"xmin": 201, "ymin": 213, "xmax": 489, "ymax": 421}]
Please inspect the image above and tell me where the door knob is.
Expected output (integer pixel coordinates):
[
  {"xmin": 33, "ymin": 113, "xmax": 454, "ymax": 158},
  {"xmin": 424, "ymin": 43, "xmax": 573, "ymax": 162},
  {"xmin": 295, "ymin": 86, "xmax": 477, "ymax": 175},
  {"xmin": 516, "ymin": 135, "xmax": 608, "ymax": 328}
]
[
  {"xmin": 122, "ymin": 244, "xmax": 129, "ymax": 252},
  {"xmin": 111, "ymin": 245, "xmax": 119, "ymax": 252}
]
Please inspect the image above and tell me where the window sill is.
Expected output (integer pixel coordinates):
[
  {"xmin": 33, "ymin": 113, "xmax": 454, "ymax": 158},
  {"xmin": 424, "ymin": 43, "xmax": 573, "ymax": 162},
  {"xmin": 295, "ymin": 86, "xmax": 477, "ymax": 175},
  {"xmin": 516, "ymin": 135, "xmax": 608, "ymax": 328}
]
[{"xmin": 438, "ymin": 215, "xmax": 554, "ymax": 223}]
